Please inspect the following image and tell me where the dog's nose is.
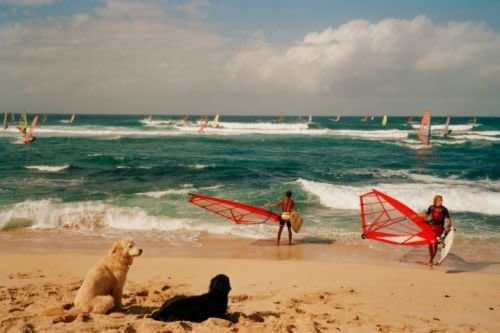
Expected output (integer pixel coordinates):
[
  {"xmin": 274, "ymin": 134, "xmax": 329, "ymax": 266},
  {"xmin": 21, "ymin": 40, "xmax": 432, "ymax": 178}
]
[{"xmin": 139, "ymin": 249, "xmax": 143, "ymax": 255}]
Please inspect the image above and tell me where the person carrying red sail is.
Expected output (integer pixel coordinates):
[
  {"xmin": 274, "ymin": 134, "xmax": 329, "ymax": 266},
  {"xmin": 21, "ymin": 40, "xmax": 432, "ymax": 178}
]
[
  {"xmin": 267, "ymin": 190, "xmax": 296, "ymax": 246},
  {"xmin": 424, "ymin": 195, "xmax": 452, "ymax": 266}
]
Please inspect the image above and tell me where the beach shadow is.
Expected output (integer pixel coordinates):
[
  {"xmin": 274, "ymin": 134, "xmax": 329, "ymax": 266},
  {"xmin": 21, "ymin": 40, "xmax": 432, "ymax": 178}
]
[
  {"xmin": 441, "ymin": 253, "xmax": 500, "ymax": 274},
  {"xmin": 399, "ymin": 248, "xmax": 427, "ymax": 264},
  {"xmin": 227, "ymin": 311, "xmax": 280, "ymax": 324},
  {"xmin": 400, "ymin": 250, "xmax": 500, "ymax": 273},
  {"xmin": 251, "ymin": 237, "xmax": 334, "ymax": 247},
  {"xmin": 123, "ymin": 305, "xmax": 157, "ymax": 317}
]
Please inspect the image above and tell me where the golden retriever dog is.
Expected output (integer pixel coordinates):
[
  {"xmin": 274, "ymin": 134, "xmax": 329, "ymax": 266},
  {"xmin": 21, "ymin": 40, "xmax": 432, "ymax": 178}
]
[{"xmin": 73, "ymin": 239, "xmax": 142, "ymax": 314}]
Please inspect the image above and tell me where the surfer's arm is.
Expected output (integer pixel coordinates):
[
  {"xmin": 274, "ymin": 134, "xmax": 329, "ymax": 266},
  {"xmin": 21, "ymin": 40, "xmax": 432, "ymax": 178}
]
[
  {"xmin": 265, "ymin": 199, "xmax": 282, "ymax": 209},
  {"xmin": 444, "ymin": 217, "xmax": 452, "ymax": 232},
  {"xmin": 443, "ymin": 208, "xmax": 452, "ymax": 231}
]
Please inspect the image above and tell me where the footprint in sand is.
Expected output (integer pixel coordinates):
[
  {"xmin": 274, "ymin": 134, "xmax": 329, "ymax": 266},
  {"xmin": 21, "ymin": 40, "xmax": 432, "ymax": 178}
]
[
  {"xmin": 231, "ymin": 294, "xmax": 250, "ymax": 303},
  {"xmin": 8, "ymin": 272, "xmax": 45, "ymax": 279},
  {"xmin": 246, "ymin": 311, "xmax": 280, "ymax": 322}
]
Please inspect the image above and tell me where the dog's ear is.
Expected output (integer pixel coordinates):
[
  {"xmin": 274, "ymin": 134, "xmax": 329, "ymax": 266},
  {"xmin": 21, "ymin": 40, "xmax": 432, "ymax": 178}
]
[{"xmin": 110, "ymin": 241, "xmax": 122, "ymax": 255}]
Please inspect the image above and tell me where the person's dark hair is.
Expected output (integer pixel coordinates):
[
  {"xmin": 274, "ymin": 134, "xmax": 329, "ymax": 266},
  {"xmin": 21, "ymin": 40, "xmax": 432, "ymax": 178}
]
[{"xmin": 286, "ymin": 190, "xmax": 292, "ymax": 197}]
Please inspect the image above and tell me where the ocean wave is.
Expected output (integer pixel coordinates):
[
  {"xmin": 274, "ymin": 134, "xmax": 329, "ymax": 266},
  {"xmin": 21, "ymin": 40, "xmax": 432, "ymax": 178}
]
[
  {"xmin": 136, "ymin": 187, "xmax": 194, "ymax": 198},
  {"xmin": 297, "ymin": 178, "xmax": 500, "ymax": 215},
  {"xmin": 450, "ymin": 133, "xmax": 500, "ymax": 142},
  {"xmin": 30, "ymin": 124, "xmax": 324, "ymax": 137},
  {"xmin": 26, "ymin": 164, "xmax": 70, "ymax": 172},
  {"xmin": 141, "ymin": 118, "xmax": 180, "ymax": 127},
  {"xmin": 398, "ymin": 137, "xmax": 482, "ymax": 149},
  {"xmin": 5, "ymin": 121, "xmax": 498, "ymax": 142},
  {"xmin": 175, "ymin": 122, "xmax": 324, "ymax": 135},
  {"xmin": 0, "ymin": 199, "xmax": 277, "ymax": 239},
  {"xmin": 369, "ymin": 170, "xmax": 500, "ymax": 190},
  {"xmin": 1, "ymin": 196, "xmax": 497, "ymax": 241},
  {"xmin": 329, "ymin": 129, "xmax": 408, "ymax": 140},
  {"xmin": 182, "ymin": 163, "xmax": 214, "ymax": 170},
  {"xmin": 411, "ymin": 124, "xmax": 474, "ymax": 131},
  {"xmin": 179, "ymin": 121, "xmax": 309, "ymax": 130}
]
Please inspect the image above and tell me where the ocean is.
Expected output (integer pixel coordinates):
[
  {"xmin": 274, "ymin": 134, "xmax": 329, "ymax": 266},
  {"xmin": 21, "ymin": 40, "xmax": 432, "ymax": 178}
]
[{"xmin": 1, "ymin": 114, "xmax": 499, "ymax": 262}]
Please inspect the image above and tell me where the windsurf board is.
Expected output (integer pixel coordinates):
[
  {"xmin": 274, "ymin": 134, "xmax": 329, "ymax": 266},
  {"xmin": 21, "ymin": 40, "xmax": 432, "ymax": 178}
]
[
  {"xmin": 437, "ymin": 227, "xmax": 455, "ymax": 265},
  {"xmin": 290, "ymin": 211, "xmax": 303, "ymax": 233}
]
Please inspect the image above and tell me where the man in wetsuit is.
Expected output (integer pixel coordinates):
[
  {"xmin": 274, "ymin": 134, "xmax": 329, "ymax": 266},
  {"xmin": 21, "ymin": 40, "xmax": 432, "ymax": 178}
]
[
  {"xmin": 268, "ymin": 190, "xmax": 296, "ymax": 246},
  {"xmin": 425, "ymin": 195, "xmax": 452, "ymax": 266}
]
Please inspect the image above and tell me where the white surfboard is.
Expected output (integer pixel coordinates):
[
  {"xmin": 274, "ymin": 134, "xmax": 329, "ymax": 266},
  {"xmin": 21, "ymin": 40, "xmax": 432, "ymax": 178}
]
[
  {"xmin": 437, "ymin": 227, "xmax": 455, "ymax": 265},
  {"xmin": 290, "ymin": 211, "xmax": 303, "ymax": 233}
]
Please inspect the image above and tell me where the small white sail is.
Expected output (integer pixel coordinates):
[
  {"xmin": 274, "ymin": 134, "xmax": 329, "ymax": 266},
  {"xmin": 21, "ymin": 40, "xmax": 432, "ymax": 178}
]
[
  {"xmin": 443, "ymin": 116, "xmax": 452, "ymax": 136},
  {"xmin": 381, "ymin": 115, "xmax": 388, "ymax": 127},
  {"xmin": 211, "ymin": 113, "xmax": 221, "ymax": 127}
]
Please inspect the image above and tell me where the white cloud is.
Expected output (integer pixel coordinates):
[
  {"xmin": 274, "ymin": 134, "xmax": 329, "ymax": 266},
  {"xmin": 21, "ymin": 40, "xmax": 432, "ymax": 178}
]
[
  {"xmin": 227, "ymin": 16, "xmax": 500, "ymax": 101},
  {"xmin": 0, "ymin": 0, "xmax": 228, "ymax": 113},
  {"xmin": 0, "ymin": 4, "xmax": 499, "ymax": 115}
]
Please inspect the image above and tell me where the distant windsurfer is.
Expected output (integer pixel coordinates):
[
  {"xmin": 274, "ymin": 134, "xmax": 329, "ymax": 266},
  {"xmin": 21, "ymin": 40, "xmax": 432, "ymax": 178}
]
[
  {"xmin": 22, "ymin": 114, "xmax": 39, "ymax": 144},
  {"xmin": 266, "ymin": 190, "xmax": 296, "ymax": 246},
  {"xmin": 2, "ymin": 112, "xmax": 8, "ymax": 129},
  {"xmin": 423, "ymin": 195, "xmax": 452, "ymax": 266},
  {"xmin": 198, "ymin": 116, "xmax": 208, "ymax": 133}
]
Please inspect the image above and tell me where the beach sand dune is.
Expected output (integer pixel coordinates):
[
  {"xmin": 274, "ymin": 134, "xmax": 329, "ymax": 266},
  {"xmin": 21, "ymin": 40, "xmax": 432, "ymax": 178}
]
[{"xmin": 1, "ymin": 252, "xmax": 498, "ymax": 333}]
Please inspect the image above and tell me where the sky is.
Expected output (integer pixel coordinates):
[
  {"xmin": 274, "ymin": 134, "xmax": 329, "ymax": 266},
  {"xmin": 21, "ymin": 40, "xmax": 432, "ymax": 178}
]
[{"xmin": 1, "ymin": 0, "xmax": 499, "ymax": 116}]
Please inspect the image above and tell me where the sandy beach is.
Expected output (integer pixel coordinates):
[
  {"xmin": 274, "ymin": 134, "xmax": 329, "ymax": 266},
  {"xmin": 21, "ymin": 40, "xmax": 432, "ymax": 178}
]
[{"xmin": 0, "ymin": 231, "xmax": 498, "ymax": 333}]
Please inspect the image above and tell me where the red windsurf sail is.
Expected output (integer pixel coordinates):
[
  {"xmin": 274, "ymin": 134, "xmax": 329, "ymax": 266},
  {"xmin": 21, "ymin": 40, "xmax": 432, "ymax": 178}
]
[
  {"xmin": 418, "ymin": 110, "xmax": 431, "ymax": 145},
  {"xmin": 359, "ymin": 189, "xmax": 435, "ymax": 246},
  {"xmin": 189, "ymin": 193, "xmax": 280, "ymax": 224}
]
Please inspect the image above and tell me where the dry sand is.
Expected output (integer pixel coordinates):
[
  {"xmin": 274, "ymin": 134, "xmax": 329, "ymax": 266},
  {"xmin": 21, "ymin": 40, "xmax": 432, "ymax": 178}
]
[{"xmin": 0, "ymin": 233, "xmax": 499, "ymax": 333}]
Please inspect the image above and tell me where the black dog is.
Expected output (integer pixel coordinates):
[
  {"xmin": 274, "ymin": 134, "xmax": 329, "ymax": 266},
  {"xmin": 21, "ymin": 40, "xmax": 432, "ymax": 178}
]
[{"xmin": 152, "ymin": 274, "xmax": 231, "ymax": 322}]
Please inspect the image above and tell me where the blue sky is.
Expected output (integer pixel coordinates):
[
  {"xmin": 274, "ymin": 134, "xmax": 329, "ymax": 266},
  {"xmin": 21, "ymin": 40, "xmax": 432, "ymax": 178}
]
[
  {"xmin": 0, "ymin": 0, "xmax": 499, "ymax": 115},
  {"xmin": 208, "ymin": 0, "xmax": 500, "ymax": 40},
  {"xmin": 3, "ymin": 1, "xmax": 500, "ymax": 37}
]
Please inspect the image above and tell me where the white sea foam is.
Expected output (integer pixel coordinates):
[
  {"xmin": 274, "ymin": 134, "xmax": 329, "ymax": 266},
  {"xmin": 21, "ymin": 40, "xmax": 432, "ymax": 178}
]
[
  {"xmin": 31, "ymin": 124, "xmax": 326, "ymax": 137},
  {"xmin": 183, "ymin": 163, "xmax": 213, "ymax": 170},
  {"xmin": 472, "ymin": 131, "xmax": 500, "ymax": 136},
  {"xmin": 329, "ymin": 129, "xmax": 408, "ymax": 140},
  {"xmin": 26, "ymin": 164, "xmax": 70, "ymax": 172},
  {"xmin": 297, "ymin": 178, "xmax": 500, "ymax": 215},
  {"xmin": 0, "ymin": 199, "xmax": 277, "ymax": 240},
  {"xmin": 411, "ymin": 124, "xmax": 474, "ymax": 131},
  {"xmin": 176, "ymin": 121, "xmax": 325, "ymax": 135},
  {"xmin": 7, "ymin": 122, "xmax": 498, "ymax": 142},
  {"xmin": 141, "ymin": 118, "xmax": 179, "ymax": 127},
  {"xmin": 353, "ymin": 170, "xmax": 500, "ymax": 191},
  {"xmin": 181, "ymin": 121, "xmax": 309, "ymax": 130},
  {"xmin": 137, "ymin": 187, "xmax": 194, "ymax": 198},
  {"xmin": 451, "ymin": 133, "xmax": 500, "ymax": 142}
]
